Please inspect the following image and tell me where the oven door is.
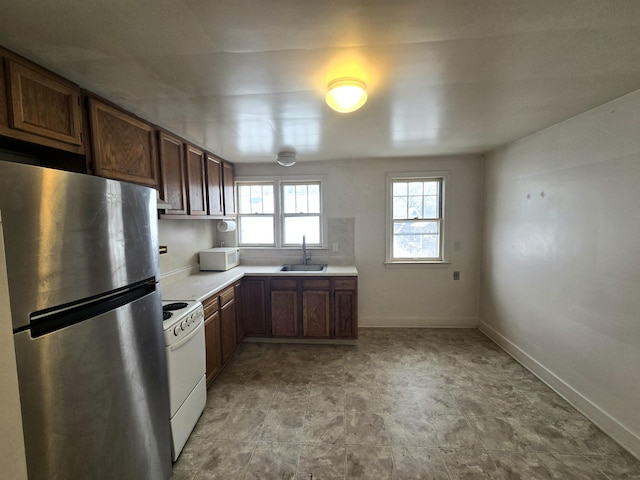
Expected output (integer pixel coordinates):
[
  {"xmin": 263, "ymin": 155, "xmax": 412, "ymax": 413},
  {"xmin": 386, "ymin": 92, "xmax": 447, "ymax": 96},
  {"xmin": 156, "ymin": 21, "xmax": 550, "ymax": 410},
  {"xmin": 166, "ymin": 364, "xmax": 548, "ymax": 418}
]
[{"xmin": 166, "ymin": 320, "xmax": 205, "ymax": 417}]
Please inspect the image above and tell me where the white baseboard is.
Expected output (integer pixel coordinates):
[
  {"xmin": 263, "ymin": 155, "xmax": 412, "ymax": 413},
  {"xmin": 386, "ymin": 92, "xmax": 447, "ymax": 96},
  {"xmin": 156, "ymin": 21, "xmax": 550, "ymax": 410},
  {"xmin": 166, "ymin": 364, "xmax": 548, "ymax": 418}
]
[
  {"xmin": 360, "ymin": 317, "xmax": 478, "ymax": 328},
  {"xmin": 479, "ymin": 320, "xmax": 640, "ymax": 461}
]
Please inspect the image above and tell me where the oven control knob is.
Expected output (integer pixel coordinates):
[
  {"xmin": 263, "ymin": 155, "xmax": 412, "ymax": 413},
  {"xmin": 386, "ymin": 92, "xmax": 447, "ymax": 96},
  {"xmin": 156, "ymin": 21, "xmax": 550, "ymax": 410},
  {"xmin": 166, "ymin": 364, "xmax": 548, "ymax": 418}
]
[
  {"xmin": 173, "ymin": 326, "xmax": 181, "ymax": 336},
  {"xmin": 181, "ymin": 320, "xmax": 188, "ymax": 329}
]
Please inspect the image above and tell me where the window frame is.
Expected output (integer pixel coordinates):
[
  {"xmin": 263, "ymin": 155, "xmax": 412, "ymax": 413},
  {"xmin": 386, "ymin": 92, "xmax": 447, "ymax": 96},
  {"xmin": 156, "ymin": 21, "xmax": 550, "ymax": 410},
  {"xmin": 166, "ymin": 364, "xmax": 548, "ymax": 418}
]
[
  {"xmin": 385, "ymin": 171, "xmax": 450, "ymax": 265},
  {"xmin": 236, "ymin": 175, "xmax": 327, "ymax": 249},
  {"xmin": 236, "ymin": 182, "xmax": 276, "ymax": 246}
]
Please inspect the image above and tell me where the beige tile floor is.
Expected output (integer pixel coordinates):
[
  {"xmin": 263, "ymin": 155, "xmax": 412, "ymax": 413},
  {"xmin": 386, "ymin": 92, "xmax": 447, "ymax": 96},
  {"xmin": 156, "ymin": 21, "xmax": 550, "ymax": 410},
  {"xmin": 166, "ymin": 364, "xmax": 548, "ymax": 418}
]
[{"xmin": 172, "ymin": 328, "xmax": 640, "ymax": 479}]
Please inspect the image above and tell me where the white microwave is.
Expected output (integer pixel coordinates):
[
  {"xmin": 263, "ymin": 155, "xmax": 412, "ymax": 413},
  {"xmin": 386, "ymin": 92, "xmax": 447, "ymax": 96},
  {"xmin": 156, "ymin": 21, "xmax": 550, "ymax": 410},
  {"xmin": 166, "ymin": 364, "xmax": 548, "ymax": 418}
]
[{"xmin": 199, "ymin": 247, "xmax": 240, "ymax": 271}]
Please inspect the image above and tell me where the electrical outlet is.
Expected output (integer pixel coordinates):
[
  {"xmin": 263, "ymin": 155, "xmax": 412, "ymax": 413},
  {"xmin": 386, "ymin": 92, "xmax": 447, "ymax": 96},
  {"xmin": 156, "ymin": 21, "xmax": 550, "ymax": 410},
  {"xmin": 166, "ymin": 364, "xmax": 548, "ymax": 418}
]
[
  {"xmin": 453, "ymin": 271, "xmax": 460, "ymax": 281},
  {"xmin": 332, "ymin": 242, "xmax": 339, "ymax": 252}
]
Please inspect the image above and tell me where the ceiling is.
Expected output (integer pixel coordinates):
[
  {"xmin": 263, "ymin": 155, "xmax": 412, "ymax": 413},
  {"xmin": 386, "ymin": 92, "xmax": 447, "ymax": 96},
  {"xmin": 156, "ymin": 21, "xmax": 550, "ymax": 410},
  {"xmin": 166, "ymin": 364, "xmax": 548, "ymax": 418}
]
[{"xmin": 1, "ymin": 0, "xmax": 640, "ymax": 164}]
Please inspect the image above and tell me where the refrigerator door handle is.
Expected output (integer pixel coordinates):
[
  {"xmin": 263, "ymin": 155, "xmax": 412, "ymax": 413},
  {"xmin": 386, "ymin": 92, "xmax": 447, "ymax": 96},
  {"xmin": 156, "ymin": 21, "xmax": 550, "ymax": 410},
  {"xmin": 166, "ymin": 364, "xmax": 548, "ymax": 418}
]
[{"xmin": 27, "ymin": 279, "xmax": 157, "ymax": 337}]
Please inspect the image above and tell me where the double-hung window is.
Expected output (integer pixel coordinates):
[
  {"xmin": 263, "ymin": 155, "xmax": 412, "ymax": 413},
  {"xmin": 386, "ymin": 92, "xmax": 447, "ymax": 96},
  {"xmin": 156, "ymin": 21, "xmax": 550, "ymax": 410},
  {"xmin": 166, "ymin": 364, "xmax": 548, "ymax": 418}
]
[
  {"xmin": 237, "ymin": 178, "xmax": 324, "ymax": 247},
  {"xmin": 237, "ymin": 183, "xmax": 275, "ymax": 245},
  {"xmin": 282, "ymin": 182, "xmax": 321, "ymax": 245},
  {"xmin": 386, "ymin": 172, "xmax": 448, "ymax": 263}
]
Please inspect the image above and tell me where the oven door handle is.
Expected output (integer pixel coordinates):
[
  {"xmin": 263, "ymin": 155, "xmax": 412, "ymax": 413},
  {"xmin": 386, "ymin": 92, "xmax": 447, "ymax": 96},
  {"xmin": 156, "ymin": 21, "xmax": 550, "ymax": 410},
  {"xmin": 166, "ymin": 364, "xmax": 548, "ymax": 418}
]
[{"xmin": 169, "ymin": 321, "xmax": 203, "ymax": 351}]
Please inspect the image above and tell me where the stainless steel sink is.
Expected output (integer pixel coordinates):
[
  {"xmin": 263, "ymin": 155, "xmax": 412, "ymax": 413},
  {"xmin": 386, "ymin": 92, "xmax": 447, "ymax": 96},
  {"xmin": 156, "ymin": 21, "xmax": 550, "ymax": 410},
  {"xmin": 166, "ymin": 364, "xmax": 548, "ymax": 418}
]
[{"xmin": 280, "ymin": 264, "xmax": 328, "ymax": 272}]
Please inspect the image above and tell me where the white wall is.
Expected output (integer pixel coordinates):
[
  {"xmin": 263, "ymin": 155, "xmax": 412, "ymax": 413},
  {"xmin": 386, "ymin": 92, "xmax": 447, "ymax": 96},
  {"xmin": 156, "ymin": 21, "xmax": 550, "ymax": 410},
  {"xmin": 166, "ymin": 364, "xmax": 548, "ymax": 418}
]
[
  {"xmin": 236, "ymin": 155, "xmax": 483, "ymax": 327},
  {"xmin": 480, "ymin": 89, "xmax": 640, "ymax": 457},
  {"xmin": 158, "ymin": 218, "xmax": 217, "ymax": 284}
]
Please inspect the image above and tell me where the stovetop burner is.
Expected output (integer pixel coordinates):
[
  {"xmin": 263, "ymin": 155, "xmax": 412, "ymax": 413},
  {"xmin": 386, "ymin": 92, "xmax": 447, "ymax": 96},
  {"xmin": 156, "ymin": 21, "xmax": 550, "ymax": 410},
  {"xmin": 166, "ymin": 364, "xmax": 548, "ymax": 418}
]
[
  {"xmin": 163, "ymin": 311, "xmax": 172, "ymax": 321},
  {"xmin": 163, "ymin": 302, "xmax": 188, "ymax": 311}
]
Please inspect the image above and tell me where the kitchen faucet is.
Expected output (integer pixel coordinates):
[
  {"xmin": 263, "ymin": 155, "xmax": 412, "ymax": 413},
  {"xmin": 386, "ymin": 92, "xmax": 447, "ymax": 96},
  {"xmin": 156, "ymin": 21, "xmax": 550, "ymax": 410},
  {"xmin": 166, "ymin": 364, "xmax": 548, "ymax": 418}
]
[{"xmin": 302, "ymin": 235, "xmax": 310, "ymax": 265}]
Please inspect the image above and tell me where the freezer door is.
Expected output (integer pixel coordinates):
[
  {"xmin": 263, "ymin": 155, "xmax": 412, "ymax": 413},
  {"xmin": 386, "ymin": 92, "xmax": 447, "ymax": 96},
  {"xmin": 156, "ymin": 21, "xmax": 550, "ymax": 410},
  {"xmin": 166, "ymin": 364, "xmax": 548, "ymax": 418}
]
[
  {"xmin": 0, "ymin": 160, "xmax": 159, "ymax": 330},
  {"xmin": 13, "ymin": 288, "xmax": 171, "ymax": 480}
]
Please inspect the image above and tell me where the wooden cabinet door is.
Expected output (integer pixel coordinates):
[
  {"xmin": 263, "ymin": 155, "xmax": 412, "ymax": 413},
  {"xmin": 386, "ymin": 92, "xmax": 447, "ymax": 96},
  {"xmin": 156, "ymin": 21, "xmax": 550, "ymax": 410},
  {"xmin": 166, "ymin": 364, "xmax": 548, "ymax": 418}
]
[
  {"xmin": 334, "ymin": 290, "xmax": 357, "ymax": 338},
  {"xmin": 222, "ymin": 161, "xmax": 236, "ymax": 215},
  {"xmin": 303, "ymin": 290, "xmax": 330, "ymax": 337},
  {"xmin": 271, "ymin": 290, "xmax": 298, "ymax": 337},
  {"xmin": 158, "ymin": 131, "xmax": 187, "ymax": 215},
  {"xmin": 3, "ymin": 58, "xmax": 84, "ymax": 153},
  {"xmin": 185, "ymin": 144, "xmax": 206, "ymax": 216},
  {"xmin": 204, "ymin": 311, "xmax": 222, "ymax": 387},
  {"xmin": 239, "ymin": 278, "xmax": 268, "ymax": 336},
  {"xmin": 220, "ymin": 299, "xmax": 237, "ymax": 364},
  {"xmin": 88, "ymin": 98, "xmax": 157, "ymax": 186},
  {"xmin": 333, "ymin": 277, "xmax": 358, "ymax": 338},
  {"xmin": 206, "ymin": 154, "xmax": 224, "ymax": 216}
]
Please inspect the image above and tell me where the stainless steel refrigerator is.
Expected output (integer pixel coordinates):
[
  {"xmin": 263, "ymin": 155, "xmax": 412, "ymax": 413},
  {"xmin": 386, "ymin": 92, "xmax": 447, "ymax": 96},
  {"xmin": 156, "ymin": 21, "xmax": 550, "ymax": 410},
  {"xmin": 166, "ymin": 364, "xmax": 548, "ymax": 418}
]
[{"xmin": 0, "ymin": 160, "xmax": 172, "ymax": 480}]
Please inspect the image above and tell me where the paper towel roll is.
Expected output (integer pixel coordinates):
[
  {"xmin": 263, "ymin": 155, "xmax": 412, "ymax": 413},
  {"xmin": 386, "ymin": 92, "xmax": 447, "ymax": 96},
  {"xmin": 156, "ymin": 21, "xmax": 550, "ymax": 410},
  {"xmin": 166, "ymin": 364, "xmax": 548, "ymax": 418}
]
[{"xmin": 217, "ymin": 220, "xmax": 237, "ymax": 232}]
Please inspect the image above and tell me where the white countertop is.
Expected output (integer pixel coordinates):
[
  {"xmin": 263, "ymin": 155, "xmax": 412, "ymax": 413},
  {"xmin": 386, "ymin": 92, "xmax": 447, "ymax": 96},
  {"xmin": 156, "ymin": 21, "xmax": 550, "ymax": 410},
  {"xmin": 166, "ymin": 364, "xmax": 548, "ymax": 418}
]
[{"xmin": 161, "ymin": 265, "xmax": 358, "ymax": 302}]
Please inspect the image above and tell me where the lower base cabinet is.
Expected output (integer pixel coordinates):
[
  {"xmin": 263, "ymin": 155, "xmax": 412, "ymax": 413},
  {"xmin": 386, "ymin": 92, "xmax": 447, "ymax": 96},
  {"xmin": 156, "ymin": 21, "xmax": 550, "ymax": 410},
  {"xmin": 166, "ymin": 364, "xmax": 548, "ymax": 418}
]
[
  {"xmin": 271, "ymin": 290, "xmax": 298, "ymax": 337},
  {"xmin": 302, "ymin": 280, "xmax": 330, "ymax": 338},
  {"xmin": 203, "ymin": 283, "xmax": 240, "ymax": 386},
  {"xmin": 220, "ymin": 298, "xmax": 237, "ymax": 364},
  {"xmin": 238, "ymin": 278, "xmax": 268, "ymax": 336},
  {"xmin": 333, "ymin": 278, "xmax": 358, "ymax": 338},
  {"xmin": 204, "ymin": 311, "xmax": 222, "ymax": 386},
  {"xmin": 202, "ymin": 296, "xmax": 222, "ymax": 387},
  {"xmin": 238, "ymin": 275, "xmax": 358, "ymax": 340}
]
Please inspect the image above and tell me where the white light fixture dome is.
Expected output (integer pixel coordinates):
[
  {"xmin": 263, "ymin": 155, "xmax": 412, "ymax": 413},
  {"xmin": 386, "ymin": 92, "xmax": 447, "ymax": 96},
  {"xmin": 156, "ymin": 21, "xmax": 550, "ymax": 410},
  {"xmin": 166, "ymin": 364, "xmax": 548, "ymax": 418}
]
[
  {"xmin": 276, "ymin": 150, "xmax": 297, "ymax": 167},
  {"xmin": 325, "ymin": 77, "xmax": 367, "ymax": 113}
]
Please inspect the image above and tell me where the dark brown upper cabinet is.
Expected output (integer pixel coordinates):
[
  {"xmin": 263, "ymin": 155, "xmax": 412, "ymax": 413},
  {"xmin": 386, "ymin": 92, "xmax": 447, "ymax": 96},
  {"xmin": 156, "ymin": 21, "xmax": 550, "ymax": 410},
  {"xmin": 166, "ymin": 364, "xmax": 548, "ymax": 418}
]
[
  {"xmin": 206, "ymin": 154, "xmax": 224, "ymax": 217},
  {"xmin": 222, "ymin": 160, "xmax": 236, "ymax": 216},
  {"xmin": 88, "ymin": 98, "xmax": 157, "ymax": 187},
  {"xmin": 0, "ymin": 51, "xmax": 84, "ymax": 155},
  {"xmin": 158, "ymin": 130, "xmax": 187, "ymax": 215},
  {"xmin": 185, "ymin": 144, "xmax": 207, "ymax": 216}
]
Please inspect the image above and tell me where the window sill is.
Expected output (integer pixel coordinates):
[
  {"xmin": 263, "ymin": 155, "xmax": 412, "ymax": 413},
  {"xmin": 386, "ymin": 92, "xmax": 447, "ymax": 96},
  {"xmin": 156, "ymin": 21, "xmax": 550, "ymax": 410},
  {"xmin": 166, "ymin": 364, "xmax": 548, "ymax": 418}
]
[{"xmin": 384, "ymin": 261, "xmax": 450, "ymax": 269}]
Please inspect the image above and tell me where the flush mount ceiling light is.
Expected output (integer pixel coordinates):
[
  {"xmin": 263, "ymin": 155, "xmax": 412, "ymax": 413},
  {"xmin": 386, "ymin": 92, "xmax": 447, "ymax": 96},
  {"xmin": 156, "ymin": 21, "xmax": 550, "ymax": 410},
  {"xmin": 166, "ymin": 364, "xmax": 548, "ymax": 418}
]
[
  {"xmin": 325, "ymin": 77, "xmax": 368, "ymax": 113},
  {"xmin": 276, "ymin": 150, "xmax": 297, "ymax": 167}
]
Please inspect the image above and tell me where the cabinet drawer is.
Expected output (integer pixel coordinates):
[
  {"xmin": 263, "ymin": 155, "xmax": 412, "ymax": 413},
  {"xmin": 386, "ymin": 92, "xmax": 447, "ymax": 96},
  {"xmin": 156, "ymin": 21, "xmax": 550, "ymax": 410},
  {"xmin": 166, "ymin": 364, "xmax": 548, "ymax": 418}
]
[
  {"xmin": 334, "ymin": 277, "xmax": 357, "ymax": 290},
  {"xmin": 202, "ymin": 295, "xmax": 219, "ymax": 317},
  {"xmin": 302, "ymin": 279, "xmax": 330, "ymax": 290},
  {"xmin": 270, "ymin": 279, "xmax": 297, "ymax": 290},
  {"xmin": 219, "ymin": 285, "xmax": 235, "ymax": 306}
]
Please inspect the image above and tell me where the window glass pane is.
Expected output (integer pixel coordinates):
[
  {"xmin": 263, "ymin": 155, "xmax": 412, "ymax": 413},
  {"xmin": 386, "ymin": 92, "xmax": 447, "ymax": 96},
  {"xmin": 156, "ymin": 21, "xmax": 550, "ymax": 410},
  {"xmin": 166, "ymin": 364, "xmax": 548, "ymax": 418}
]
[
  {"xmin": 393, "ymin": 221, "xmax": 439, "ymax": 235},
  {"xmin": 308, "ymin": 184, "xmax": 320, "ymax": 213},
  {"xmin": 239, "ymin": 217, "xmax": 274, "ymax": 244},
  {"xmin": 284, "ymin": 216, "xmax": 320, "ymax": 244},
  {"xmin": 250, "ymin": 185, "xmax": 263, "ymax": 213},
  {"xmin": 263, "ymin": 185, "xmax": 274, "ymax": 213},
  {"xmin": 408, "ymin": 181, "xmax": 423, "ymax": 195},
  {"xmin": 239, "ymin": 185, "xmax": 252, "ymax": 214},
  {"xmin": 423, "ymin": 195, "xmax": 438, "ymax": 218},
  {"xmin": 393, "ymin": 234, "xmax": 440, "ymax": 258},
  {"xmin": 423, "ymin": 181, "xmax": 438, "ymax": 195},
  {"xmin": 408, "ymin": 196, "xmax": 423, "ymax": 218},
  {"xmin": 393, "ymin": 221, "xmax": 440, "ymax": 258},
  {"xmin": 295, "ymin": 185, "xmax": 308, "ymax": 213},
  {"xmin": 393, "ymin": 197, "xmax": 407, "ymax": 219},
  {"xmin": 393, "ymin": 181, "xmax": 407, "ymax": 196},
  {"xmin": 283, "ymin": 184, "xmax": 296, "ymax": 213},
  {"xmin": 238, "ymin": 184, "xmax": 275, "ymax": 214}
]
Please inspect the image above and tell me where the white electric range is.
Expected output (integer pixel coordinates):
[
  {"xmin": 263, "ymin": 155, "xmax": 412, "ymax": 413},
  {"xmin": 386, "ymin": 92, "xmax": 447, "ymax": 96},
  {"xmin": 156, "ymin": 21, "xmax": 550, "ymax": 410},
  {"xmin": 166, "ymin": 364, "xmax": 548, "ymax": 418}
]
[{"xmin": 161, "ymin": 301, "xmax": 206, "ymax": 461}]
